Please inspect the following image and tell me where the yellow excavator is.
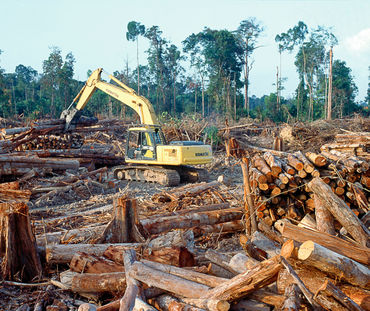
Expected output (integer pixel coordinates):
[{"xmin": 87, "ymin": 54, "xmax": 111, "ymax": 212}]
[{"xmin": 61, "ymin": 68, "xmax": 212, "ymax": 186}]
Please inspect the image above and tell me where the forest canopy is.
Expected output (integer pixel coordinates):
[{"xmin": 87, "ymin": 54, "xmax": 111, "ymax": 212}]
[{"xmin": 0, "ymin": 20, "xmax": 368, "ymax": 123}]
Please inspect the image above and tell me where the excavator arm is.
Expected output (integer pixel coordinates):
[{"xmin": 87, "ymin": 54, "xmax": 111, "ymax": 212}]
[{"xmin": 61, "ymin": 68, "xmax": 158, "ymax": 130}]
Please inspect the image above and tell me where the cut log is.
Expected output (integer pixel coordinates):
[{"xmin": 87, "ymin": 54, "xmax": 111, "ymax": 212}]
[
  {"xmin": 252, "ymin": 155, "xmax": 273, "ymax": 181},
  {"xmin": 70, "ymin": 252, "xmax": 124, "ymax": 273},
  {"xmin": 0, "ymin": 202, "xmax": 42, "ymax": 281},
  {"xmin": 141, "ymin": 207, "xmax": 243, "ymax": 235},
  {"xmin": 277, "ymin": 268, "xmax": 351, "ymax": 311},
  {"xmin": 281, "ymin": 284, "xmax": 302, "ymax": 311},
  {"xmin": 305, "ymin": 152, "xmax": 327, "ymax": 167},
  {"xmin": 228, "ymin": 253, "xmax": 259, "ymax": 273},
  {"xmin": 280, "ymin": 257, "xmax": 323, "ymax": 310},
  {"xmin": 241, "ymin": 157, "xmax": 257, "ymax": 234},
  {"xmin": 314, "ymin": 195, "xmax": 335, "ymax": 235},
  {"xmin": 129, "ymin": 261, "xmax": 210, "ymax": 299},
  {"xmin": 181, "ymin": 298, "xmax": 230, "ymax": 311},
  {"xmin": 263, "ymin": 152, "xmax": 283, "ymax": 177},
  {"xmin": 316, "ymin": 280, "xmax": 364, "ymax": 311},
  {"xmin": 120, "ymin": 250, "xmax": 140, "ymax": 311},
  {"xmin": 155, "ymin": 295, "xmax": 205, "ymax": 311},
  {"xmin": 287, "ymin": 154, "xmax": 303, "ymax": 171},
  {"xmin": 141, "ymin": 259, "xmax": 227, "ymax": 288},
  {"xmin": 60, "ymin": 270, "xmax": 126, "ymax": 293},
  {"xmin": 203, "ymin": 255, "xmax": 282, "ymax": 301},
  {"xmin": 192, "ymin": 220, "xmax": 244, "ymax": 236},
  {"xmin": 45, "ymin": 243, "xmax": 143, "ymax": 264},
  {"xmin": 309, "ymin": 177, "xmax": 370, "ymax": 247},
  {"xmin": 274, "ymin": 220, "xmax": 370, "ymax": 265},
  {"xmin": 298, "ymin": 241, "xmax": 370, "ymax": 289}
]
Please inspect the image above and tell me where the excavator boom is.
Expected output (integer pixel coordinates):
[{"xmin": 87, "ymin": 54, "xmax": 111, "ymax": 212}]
[
  {"xmin": 61, "ymin": 67, "xmax": 212, "ymax": 186},
  {"xmin": 62, "ymin": 68, "xmax": 158, "ymax": 130}
]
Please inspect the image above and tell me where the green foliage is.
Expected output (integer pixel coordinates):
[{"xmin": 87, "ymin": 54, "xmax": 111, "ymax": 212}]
[{"xmin": 0, "ymin": 21, "xmax": 365, "ymax": 123}]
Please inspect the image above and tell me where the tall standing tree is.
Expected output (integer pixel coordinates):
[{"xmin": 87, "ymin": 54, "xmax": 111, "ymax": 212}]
[
  {"xmin": 126, "ymin": 21, "xmax": 145, "ymax": 95},
  {"xmin": 237, "ymin": 18, "xmax": 264, "ymax": 115},
  {"xmin": 183, "ymin": 33, "xmax": 209, "ymax": 117},
  {"xmin": 366, "ymin": 66, "xmax": 370, "ymax": 108},
  {"xmin": 145, "ymin": 26, "xmax": 168, "ymax": 111},
  {"xmin": 165, "ymin": 44, "xmax": 184, "ymax": 115},
  {"xmin": 331, "ymin": 60, "xmax": 358, "ymax": 118},
  {"xmin": 275, "ymin": 21, "xmax": 308, "ymax": 120}
]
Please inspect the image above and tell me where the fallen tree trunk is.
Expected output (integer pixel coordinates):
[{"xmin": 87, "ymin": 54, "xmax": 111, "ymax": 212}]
[
  {"xmin": 203, "ymin": 256, "xmax": 282, "ymax": 301},
  {"xmin": 309, "ymin": 177, "xmax": 370, "ymax": 247},
  {"xmin": 141, "ymin": 207, "xmax": 243, "ymax": 235},
  {"xmin": 45, "ymin": 243, "xmax": 143, "ymax": 264},
  {"xmin": 298, "ymin": 241, "xmax": 370, "ymax": 289},
  {"xmin": 274, "ymin": 220, "xmax": 370, "ymax": 265},
  {"xmin": 70, "ymin": 252, "xmax": 125, "ymax": 273},
  {"xmin": 129, "ymin": 261, "xmax": 210, "ymax": 299}
]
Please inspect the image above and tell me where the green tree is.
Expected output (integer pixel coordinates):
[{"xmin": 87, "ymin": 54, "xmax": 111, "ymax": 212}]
[
  {"xmin": 183, "ymin": 33, "xmax": 209, "ymax": 117},
  {"xmin": 331, "ymin": 60, "xmax": 358, "ymax": 118},
  {"xmin": 275, "ymin": 21, "xmax": 308, "ymax": 120},
  {"xmin": 165, "ymin": 44, "xmax": 184, "ymax": 115},
  {"xmin": 237, "ymin": 18, "xmax": 264, "ymax": 115},
  {"xmin": 41, "ymin": 47, "xmax": 63, "ymax": 117},
  {"xmin": 126, "ymin": 21, "xmax": 145, "ymax": 95},
  {"xmin": 145, "ymin": 26, "xmax": 168, "ymax": 112},
  {"xmin": 366, "ymin": 66, "xmax": 370, "ymax": 107},
  {"xmin": 184, "ymin": 28, "xmax": 243, "ymax": 117}
]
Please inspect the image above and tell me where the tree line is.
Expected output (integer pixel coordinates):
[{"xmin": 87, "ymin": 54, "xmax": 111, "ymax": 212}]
[{"xmin": 0, "ymin": 19, "xmax": 368, "ymax": 123}]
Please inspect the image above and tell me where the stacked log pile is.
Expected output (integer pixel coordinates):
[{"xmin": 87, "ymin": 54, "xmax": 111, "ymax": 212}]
[
  {"xmin": 246, "ymin": 146, "xmax": 369, "ymax": 228},
  {"xmin": 0, "ymin": 118, "xmax": 128, "ymax": 179},
  {"xmin": 321, "ymin": 132, "xmax": 370, "ymax": 160}
]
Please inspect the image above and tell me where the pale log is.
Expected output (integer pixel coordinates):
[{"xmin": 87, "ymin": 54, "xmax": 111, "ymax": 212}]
[
  {"xmin": 309, "ymin": 177, "xmax": 370, "ymax": 247},
  {"xmin": 181, "ymin": 298, "xmax": 230, "ymax": 311},
  {"xmin": 287, "ymin": 154, "xmax": 303, "ymax": 171},
  {"xmin": 274, "ymin": 220, "xmax": 370, "ymax": 265},
  {"xmin": 298, "ymin": 241, "xmax": 370, "ymax": 289},
  {"xmin": 141, "ymin": 207, "xmax": 243, "ymax": 235},
  {"xmin": 129, "ymin": 261, "xmax": 210, "ymax": 299},
  {"xmin": 45, "ymin": 243, "xmax": 143, "ymax": 264},
  {"xmin": 141, "ymin": 259, "xmax": 227, "ymax": 287},
  {"xmin": 314, "ymin": 195, "xmax": 335, "ymax": 235},
  {"xmin": 60, "ymin": 270, "xmax": 126, "ymax": 293},
  {"xmin": 281, "ymin": 284, "xmax": 302, "ymax": 311},
  {"xmin": 305, "ymin": 152, "xmax": 327, "ymax": 167},
  {"xmin": 203, "ymin": 256, "xmax": 282, "ymax": 301},
  {"xmin": 228, "ymin": 253, "xmax": 259, "ymax": 273},
  {"xmin": 120, "ymin": 250, "xmax": 140, "ymax": 311},
  {"xmin": 155, "ymin": 295, "xmax": 205, "ymax": 311}
]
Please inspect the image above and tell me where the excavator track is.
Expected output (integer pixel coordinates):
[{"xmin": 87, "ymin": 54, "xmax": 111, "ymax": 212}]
[
  {"xmin": 176, "ymin": 166, "xmax": 210, "ymax": 183},
  {"xmin": 113, "ymin": 165, "xmax": 181, "ymax": 187}
]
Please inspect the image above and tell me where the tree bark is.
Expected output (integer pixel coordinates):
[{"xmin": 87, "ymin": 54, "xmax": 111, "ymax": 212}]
[
  {"xmin": 298, "ymin": 241, "xmax": 370, "ymax": 289},
  {"xmin": 0, "ymin": 202, "xmax": 42, "ymax": 282},
  {"xmin": 274, "ymin": 220, "xmax": 370, "ymax": 266},
  {"xmin": 203, "ymin": 256, "xmax": 282, "ymax": 301},
  {"xmin": 309, "ymin": 177, "xmax": 370, "ymax": 247}
]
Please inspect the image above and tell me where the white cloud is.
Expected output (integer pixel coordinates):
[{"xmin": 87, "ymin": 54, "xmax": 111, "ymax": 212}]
[{"xmin": 345, "ymin": 28, "xmax": 370, "ymax": 52}]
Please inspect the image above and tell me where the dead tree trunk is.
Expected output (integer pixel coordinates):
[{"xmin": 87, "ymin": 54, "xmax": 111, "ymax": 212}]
[{"xmin": 0, "ymin": 202, "xmax": 42, "ymax": 281}]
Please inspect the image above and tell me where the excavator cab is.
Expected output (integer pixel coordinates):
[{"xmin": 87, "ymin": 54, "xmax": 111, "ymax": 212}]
[{"xmin": 125, "ymin": 126, "xmax": 166, "ymax": 161}]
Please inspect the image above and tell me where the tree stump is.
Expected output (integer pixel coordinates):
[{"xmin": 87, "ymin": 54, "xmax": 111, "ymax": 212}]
[{"xmin": 0, "ymin": 202, "xmax": 42, "ymax": 281}]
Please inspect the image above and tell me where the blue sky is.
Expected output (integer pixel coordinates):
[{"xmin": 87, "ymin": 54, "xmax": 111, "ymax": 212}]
[{"xmin": 0, "ymin": 0, "xmax": 369, "ymax": 101}]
